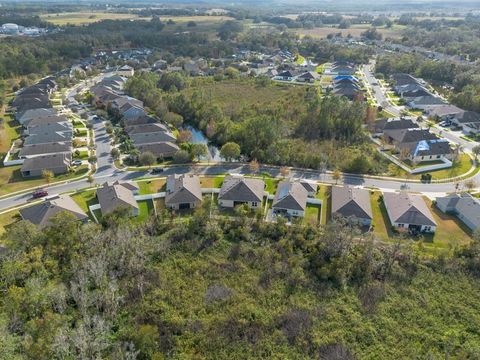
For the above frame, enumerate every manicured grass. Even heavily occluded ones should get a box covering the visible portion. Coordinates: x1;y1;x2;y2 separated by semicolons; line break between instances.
0;165;89;196
264;178;280;194
420;198;472;253
137;179;166;195
73;120;86;129
392;154;473;180
200;175;224;188
136;199;155;221
317;185;331;225
75;129;88;137
0;113;21;153
304;204;321;225
71;189;97;213
370;191;395;242
73;150;89;160
0;210;20;237
295;54;306;65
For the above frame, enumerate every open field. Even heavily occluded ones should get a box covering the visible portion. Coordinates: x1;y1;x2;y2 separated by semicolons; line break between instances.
40;12;144;25
294;25;404;39
183;79;307;119
41;12;232;26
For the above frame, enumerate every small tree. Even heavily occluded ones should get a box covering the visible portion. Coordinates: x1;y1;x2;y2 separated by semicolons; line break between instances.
332;169;342;184
173;149;192;164
465;180;476;192
177;130;192;144
220;142;241;161
472;145;480;161
191;143;208;161
163;112;183;128
139;151;156;168
249;159;260;174
42;169;54;185
279;166;290;178
88;155;97;164
87;175;95;185
110;148;120;160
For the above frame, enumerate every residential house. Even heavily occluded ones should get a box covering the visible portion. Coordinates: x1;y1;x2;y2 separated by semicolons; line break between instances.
296;71;320;83
26;121;72;136
96;181;139;216
125;123;168;135
131;132;176;146
275;70;294;81
272;181;308;218
331;186;373;226
19;195;88;229
426;105;464;121
119;103;146;121
165;174;202;210
409;139;452;163
374;117;419;137
123;114;158;126
136;142;180;158
450;111;480;130
17;108;56;126
436;193;480;231
117;65;134;77
20;153;71;178
300;180;318;197
23;131;72;146
27;115;70;127
383;192;437;233
218;175;265;209
407;95;446;110
19;142;72;159
385;128;438;151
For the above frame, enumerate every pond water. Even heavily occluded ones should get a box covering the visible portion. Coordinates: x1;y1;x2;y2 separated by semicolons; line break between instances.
186;126;223;162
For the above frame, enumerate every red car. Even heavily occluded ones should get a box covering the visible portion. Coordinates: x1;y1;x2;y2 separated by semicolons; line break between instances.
32;189;48;199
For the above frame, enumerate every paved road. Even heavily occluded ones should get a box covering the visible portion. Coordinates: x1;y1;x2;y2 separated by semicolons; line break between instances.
362;63;402;117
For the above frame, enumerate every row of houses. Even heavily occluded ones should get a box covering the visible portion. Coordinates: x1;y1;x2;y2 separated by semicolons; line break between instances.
391;73;447;110
9;77;77;178
390;73;480;135
90;74;180;159
330;75;362;100
374;118;452;163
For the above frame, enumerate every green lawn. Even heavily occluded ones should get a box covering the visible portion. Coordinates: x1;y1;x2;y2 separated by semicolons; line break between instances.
392;154;473;180
304;204;321;225
264;178;280;194
317;185;331;225
136;200;155;221
71;189;97;213
137;179;166;195
0;165;89;197
200;176;224;188
295;54;306;65
0;210;20;237
370;191;395;242
0;113;21;153
75;129;88;137
73;150;89;160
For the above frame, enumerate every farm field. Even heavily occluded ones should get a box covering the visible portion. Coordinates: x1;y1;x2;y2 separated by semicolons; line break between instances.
40;12;233;26
40;11;145;25
294;25;404;39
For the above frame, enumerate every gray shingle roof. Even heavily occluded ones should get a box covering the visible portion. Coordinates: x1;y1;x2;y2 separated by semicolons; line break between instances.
436;193;480;229
273;181;308;211
332;186;372;220
300;180;318;193
383;192;436;227
131;131;176;145
97;182;139;215
19;142;71;157
19;195;88;229
165;174;202;205
136;142;180;157
21;153;70;172
126;123;168;135
219;175;265;202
